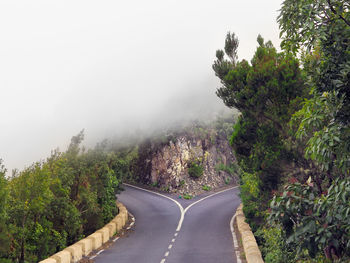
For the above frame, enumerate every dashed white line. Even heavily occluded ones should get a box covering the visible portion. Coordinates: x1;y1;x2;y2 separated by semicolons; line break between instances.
171;238;175;242
96;249;104;255
90;255;97;260
125;184;239;263
160;259;166;263
164;251;169;257
130;222;135;226
168;244;173;249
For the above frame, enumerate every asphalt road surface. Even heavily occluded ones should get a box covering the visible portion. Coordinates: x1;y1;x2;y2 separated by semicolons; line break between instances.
95;184;241;263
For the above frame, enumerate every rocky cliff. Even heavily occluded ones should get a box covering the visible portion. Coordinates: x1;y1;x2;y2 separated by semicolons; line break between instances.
133;117;239;196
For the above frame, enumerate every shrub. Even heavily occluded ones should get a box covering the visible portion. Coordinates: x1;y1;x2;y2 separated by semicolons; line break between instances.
269;177;350;260
183;194;193;200
202;185;211;191
188;161;203;178
255;225;293;263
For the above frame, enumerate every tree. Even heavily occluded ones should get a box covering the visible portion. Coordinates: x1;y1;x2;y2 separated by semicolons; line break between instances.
271;0;350;260
280;0;350;181
213;33;305;227
0;160;10;260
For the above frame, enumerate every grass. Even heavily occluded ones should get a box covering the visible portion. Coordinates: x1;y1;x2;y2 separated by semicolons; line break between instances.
202;185;211;191
183;194;193;200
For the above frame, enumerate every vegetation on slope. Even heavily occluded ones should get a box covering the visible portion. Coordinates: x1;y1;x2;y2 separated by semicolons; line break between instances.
213;0;350;262
0;131;135;262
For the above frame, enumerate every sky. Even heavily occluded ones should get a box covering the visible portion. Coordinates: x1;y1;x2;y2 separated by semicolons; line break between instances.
0;0;283;173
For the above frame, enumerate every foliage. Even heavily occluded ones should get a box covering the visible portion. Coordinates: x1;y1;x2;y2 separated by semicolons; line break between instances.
293;90;350;173
183;194;193;200
269;177;350;260
0;161;10;259
214;1;350;262
255;225;293;263
215;162;239;175
239;171;262;231
213;32;304;228
202;185;211;191
187;161;203;178
0;131;126;262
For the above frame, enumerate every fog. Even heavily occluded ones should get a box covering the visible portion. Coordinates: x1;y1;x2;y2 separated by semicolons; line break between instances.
0;0;282;173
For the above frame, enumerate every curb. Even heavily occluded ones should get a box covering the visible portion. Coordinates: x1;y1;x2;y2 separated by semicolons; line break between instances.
39;201;128;263
235;204;264;263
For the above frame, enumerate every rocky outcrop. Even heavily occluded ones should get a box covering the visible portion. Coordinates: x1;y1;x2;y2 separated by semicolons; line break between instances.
134;119;238;195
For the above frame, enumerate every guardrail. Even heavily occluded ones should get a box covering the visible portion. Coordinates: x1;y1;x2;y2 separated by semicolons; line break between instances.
39;202;128;263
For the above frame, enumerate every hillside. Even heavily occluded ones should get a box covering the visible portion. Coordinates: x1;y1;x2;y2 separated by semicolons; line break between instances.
129;116;239;196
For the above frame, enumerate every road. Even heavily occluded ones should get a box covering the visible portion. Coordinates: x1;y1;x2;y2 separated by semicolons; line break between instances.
94;184;241;263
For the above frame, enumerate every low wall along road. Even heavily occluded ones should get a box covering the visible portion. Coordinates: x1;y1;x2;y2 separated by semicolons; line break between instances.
235;204;264;263
39;202;129;263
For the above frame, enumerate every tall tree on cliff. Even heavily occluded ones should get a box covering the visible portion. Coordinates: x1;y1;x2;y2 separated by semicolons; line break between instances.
213;32;305;226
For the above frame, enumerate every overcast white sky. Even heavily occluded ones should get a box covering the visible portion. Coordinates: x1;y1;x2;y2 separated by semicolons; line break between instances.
0;0;283;173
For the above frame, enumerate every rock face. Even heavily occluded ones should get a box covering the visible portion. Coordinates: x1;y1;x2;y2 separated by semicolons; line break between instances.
134;120;238;196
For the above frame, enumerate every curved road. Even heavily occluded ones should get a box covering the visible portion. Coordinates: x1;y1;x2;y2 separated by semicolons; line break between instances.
95;184;241;263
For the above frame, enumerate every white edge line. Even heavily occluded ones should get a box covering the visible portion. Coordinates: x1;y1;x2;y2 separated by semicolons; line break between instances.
230;211;242;263
124;183;239;232
184;186;239;214
124;183;185;231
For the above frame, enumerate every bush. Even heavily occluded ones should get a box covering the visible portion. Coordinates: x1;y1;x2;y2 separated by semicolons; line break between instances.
188;162;203;178
202;185;211;191
215;162;238;175
269;177;350;260
183;194;193;200
255;225;293;263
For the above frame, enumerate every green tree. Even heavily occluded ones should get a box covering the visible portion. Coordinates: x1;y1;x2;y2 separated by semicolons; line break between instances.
213;33;305;226
266;0;350;260
7;164;55;262
0;160;10;260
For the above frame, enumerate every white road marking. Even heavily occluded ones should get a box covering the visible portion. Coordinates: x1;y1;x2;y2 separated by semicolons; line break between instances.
90;255;97;260
171;238;175;242
124;183;240;261
113;237;119;242
130;222;135;226
230;212;242;263
125;183;238;232
96;249;104;255
124;183;185;231
168;244;172;249
127;226;131;230
128;212;135;219
183;186;239;215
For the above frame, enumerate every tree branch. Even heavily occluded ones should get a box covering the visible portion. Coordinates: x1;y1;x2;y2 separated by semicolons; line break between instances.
327;0;350;27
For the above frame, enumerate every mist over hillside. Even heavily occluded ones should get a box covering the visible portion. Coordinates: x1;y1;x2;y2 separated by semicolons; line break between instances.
0;0;281;174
